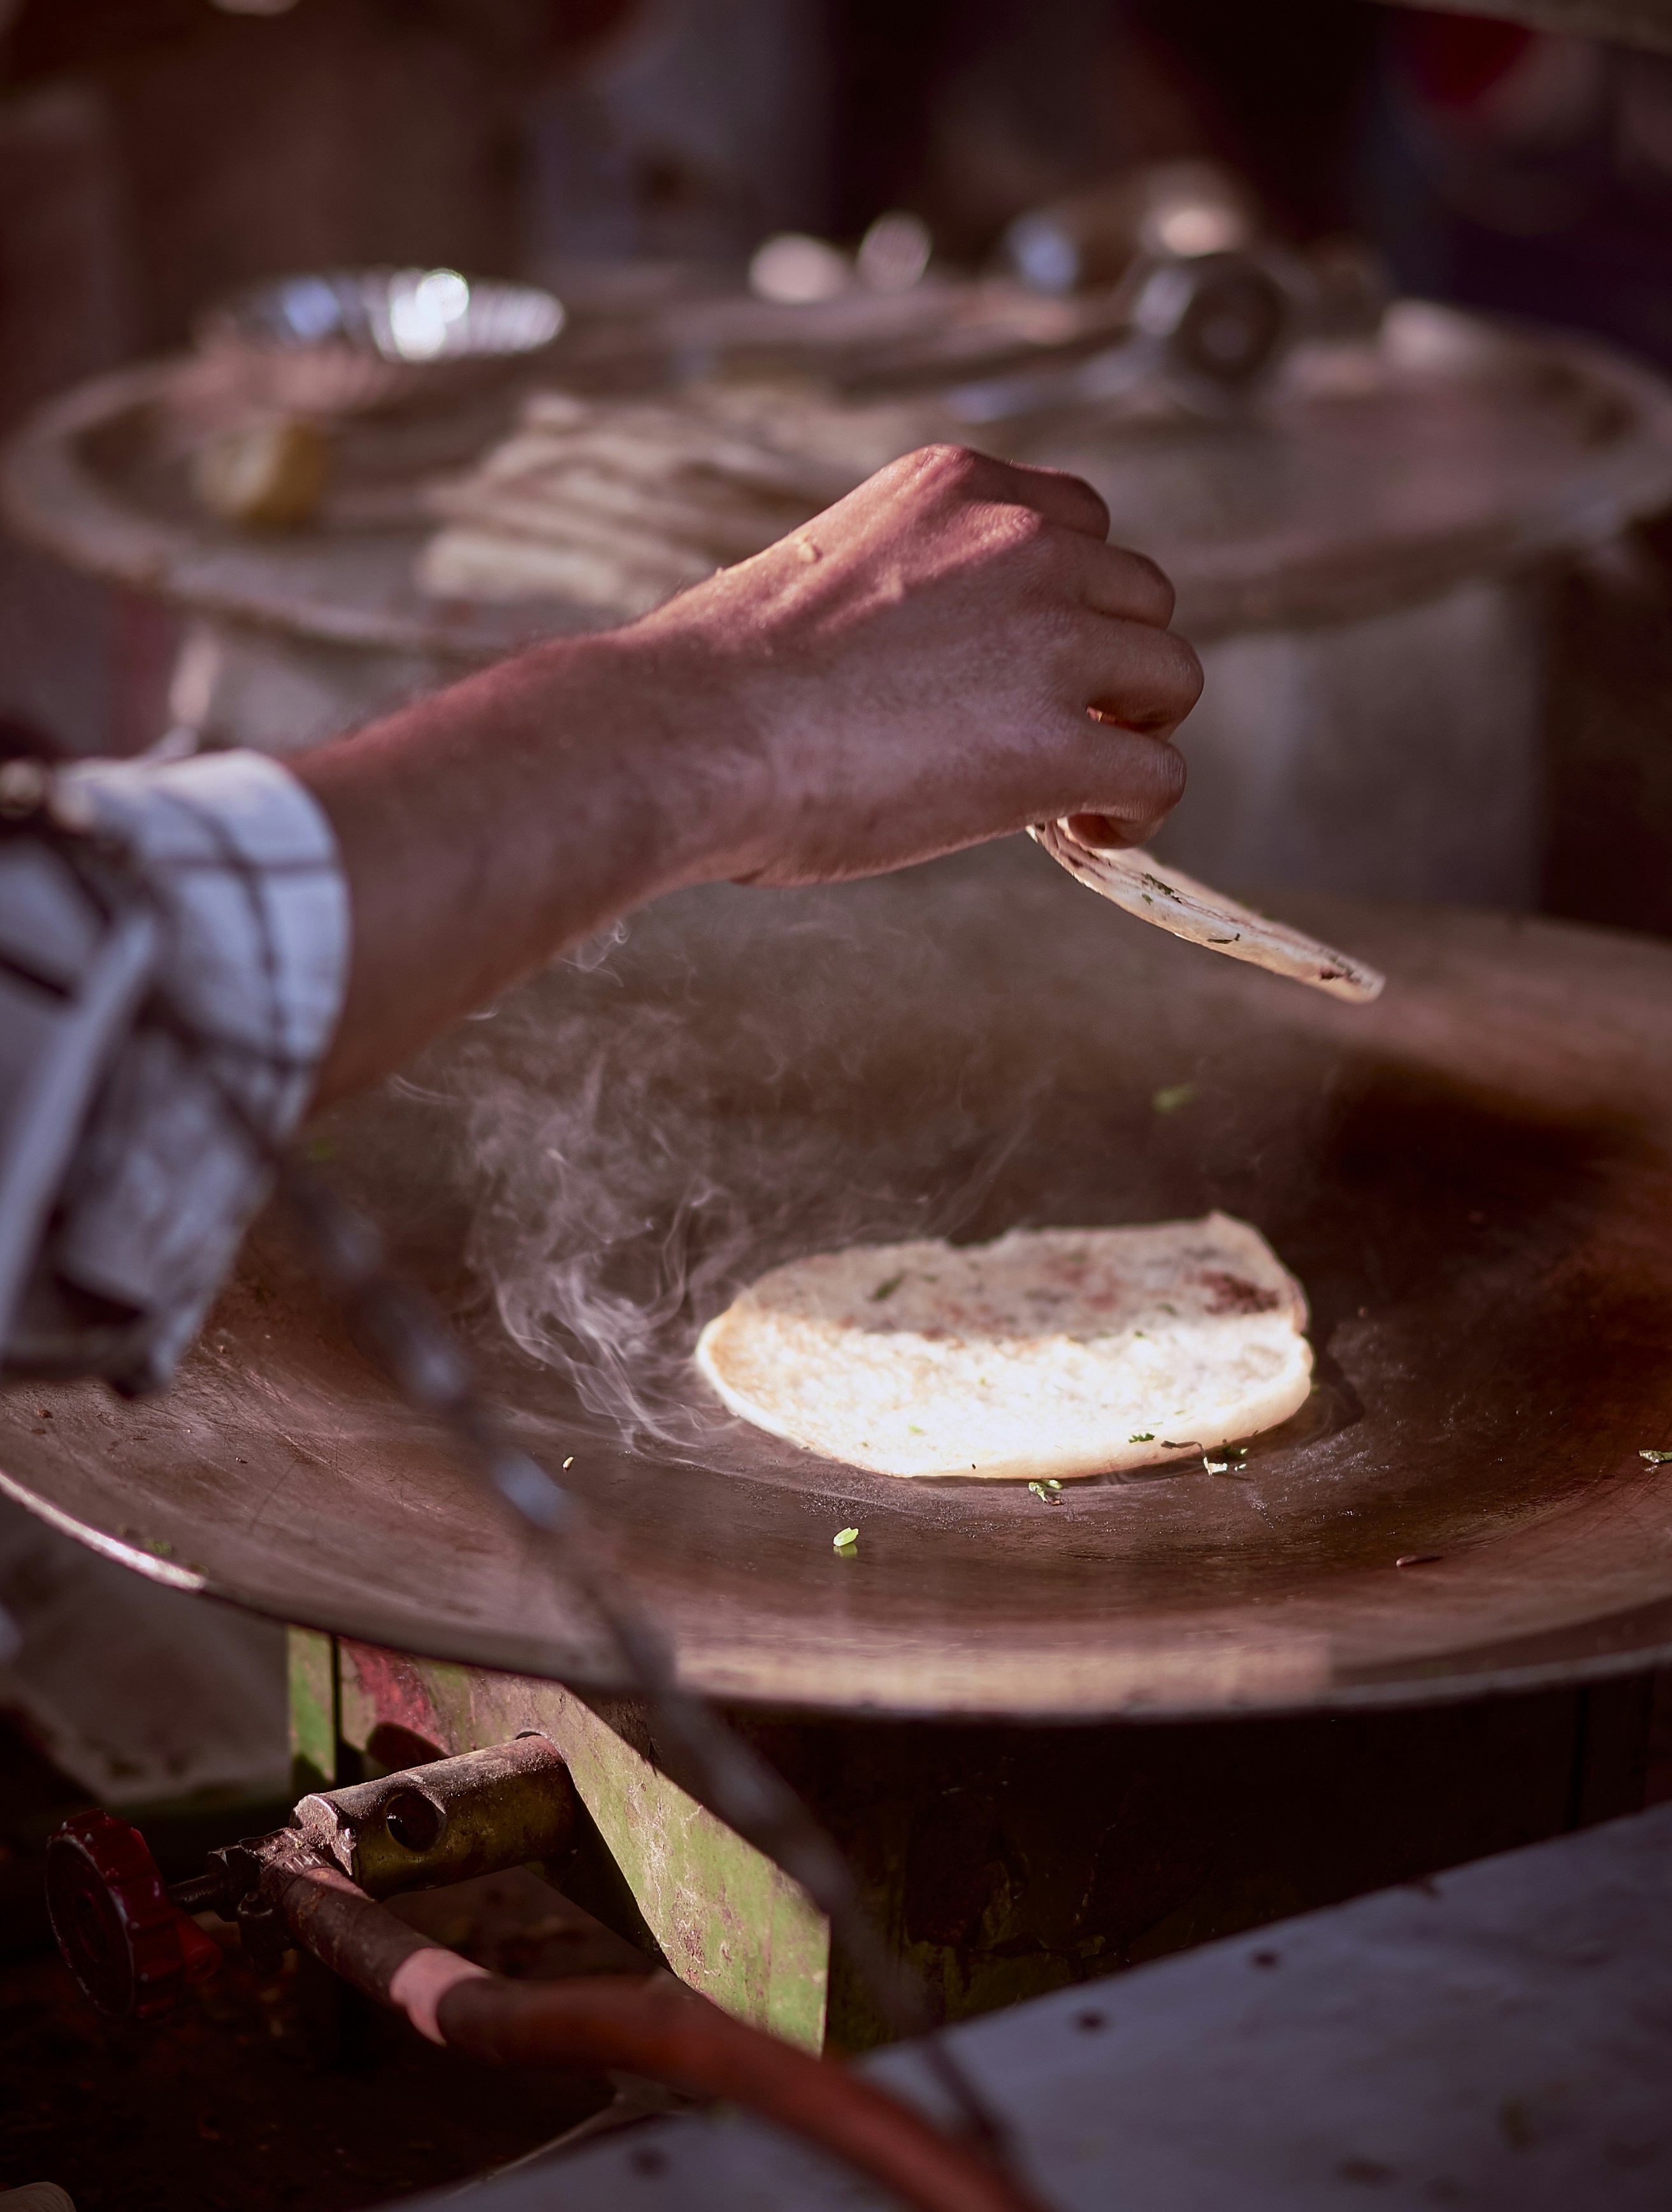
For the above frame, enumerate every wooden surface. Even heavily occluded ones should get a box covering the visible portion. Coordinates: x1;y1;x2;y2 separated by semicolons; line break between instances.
8;840;1672;1716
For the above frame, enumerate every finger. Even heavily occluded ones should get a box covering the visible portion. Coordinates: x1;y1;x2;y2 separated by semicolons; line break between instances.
1054;717;1188;847
1066;805;1171;851
1085;723;1188;819
1067;535;1178;628
1081;616;1204;737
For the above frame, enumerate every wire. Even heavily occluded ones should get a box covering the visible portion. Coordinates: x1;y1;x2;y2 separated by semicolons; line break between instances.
273;1153;1013;2162
6;762;1020;2171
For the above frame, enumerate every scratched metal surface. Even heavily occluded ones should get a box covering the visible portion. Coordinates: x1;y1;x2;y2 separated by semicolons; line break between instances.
6;837;1672;1717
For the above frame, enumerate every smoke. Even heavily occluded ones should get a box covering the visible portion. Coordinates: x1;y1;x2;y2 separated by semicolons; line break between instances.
357;839;1369;1518
396;868;1048;1466
456;992;768;1452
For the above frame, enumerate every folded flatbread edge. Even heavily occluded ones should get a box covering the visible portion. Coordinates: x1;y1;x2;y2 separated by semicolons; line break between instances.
1029;820;1385;1004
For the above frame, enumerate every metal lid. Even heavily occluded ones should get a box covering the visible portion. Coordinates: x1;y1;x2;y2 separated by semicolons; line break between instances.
1013;302;1672;635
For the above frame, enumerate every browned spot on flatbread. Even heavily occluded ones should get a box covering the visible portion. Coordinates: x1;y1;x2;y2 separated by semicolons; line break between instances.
1199;1271;1282;1316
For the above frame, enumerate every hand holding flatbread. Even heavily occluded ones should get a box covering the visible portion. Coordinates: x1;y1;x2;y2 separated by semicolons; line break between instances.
1030;818;1385;1003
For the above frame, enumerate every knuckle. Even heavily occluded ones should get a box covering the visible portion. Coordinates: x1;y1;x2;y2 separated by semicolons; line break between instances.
993;502;1053;557
1062;468;1111;533
913;441;991;493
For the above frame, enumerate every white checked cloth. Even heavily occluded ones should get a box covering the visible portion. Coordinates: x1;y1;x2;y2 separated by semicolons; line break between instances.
3;751;347;1391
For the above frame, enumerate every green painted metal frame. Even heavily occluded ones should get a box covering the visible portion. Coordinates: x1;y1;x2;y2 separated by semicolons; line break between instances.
288;1628;828;2053
287;1625;338;1798
289;1631;1662;2063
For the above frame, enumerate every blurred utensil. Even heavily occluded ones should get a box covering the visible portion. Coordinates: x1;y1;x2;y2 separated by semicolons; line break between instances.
939;160;1388;424
944;249;1302;423
1000;160;1260;295
196;268;566;417
943;242;1387;426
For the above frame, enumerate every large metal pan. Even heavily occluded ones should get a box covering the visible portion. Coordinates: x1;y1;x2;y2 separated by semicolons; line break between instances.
6;838;1672;1718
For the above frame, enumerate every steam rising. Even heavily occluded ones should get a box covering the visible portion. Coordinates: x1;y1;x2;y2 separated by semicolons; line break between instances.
459;991;780;1453
400;873;1046;1467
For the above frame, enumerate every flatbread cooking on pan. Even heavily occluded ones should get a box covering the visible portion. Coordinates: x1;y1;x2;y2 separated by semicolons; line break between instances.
696;1213;1313;1482
1030;819;1385;1004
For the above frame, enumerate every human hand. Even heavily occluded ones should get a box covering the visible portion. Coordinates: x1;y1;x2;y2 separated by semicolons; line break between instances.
636;443;1201;887
297;444;1200;1102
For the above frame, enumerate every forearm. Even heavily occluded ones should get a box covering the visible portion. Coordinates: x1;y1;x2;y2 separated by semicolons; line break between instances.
294;444;1200;1110
294;627;756;1106
0;450;1198;1394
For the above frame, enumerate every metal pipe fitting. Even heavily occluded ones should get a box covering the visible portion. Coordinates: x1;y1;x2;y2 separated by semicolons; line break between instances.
292;1731;575;1898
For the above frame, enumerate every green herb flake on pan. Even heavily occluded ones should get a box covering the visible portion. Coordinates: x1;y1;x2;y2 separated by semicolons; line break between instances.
1151;1083;1195;1115
1027;1482;1061;1505
833;1526;860;1551
1641;1450;1672;1465
870;1273;905;1302
1129;1432;1155;1442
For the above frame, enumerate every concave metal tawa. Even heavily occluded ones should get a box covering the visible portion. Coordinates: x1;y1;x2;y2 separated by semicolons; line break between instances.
6;838;1672;1719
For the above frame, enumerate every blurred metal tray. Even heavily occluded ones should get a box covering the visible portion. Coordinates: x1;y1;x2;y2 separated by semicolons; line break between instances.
7;305;1672;659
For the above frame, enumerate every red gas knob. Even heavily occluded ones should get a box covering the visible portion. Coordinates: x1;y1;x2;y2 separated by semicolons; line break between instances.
45;1810;222;2021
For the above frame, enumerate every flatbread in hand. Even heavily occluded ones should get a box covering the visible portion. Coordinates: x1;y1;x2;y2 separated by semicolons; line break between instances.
696;1213;1313;1482
1030;820;1385;1004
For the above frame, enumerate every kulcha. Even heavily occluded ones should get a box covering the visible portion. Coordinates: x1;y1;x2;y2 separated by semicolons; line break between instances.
696;1213;1312;1482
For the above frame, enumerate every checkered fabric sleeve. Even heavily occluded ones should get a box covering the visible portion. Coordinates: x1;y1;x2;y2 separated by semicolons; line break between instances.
0;751;348;1394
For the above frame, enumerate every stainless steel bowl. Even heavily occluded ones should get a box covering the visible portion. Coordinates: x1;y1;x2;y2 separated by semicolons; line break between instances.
196;267;566;416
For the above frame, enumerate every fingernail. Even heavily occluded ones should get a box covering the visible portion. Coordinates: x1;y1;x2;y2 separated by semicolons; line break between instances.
1066;811;1137;850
